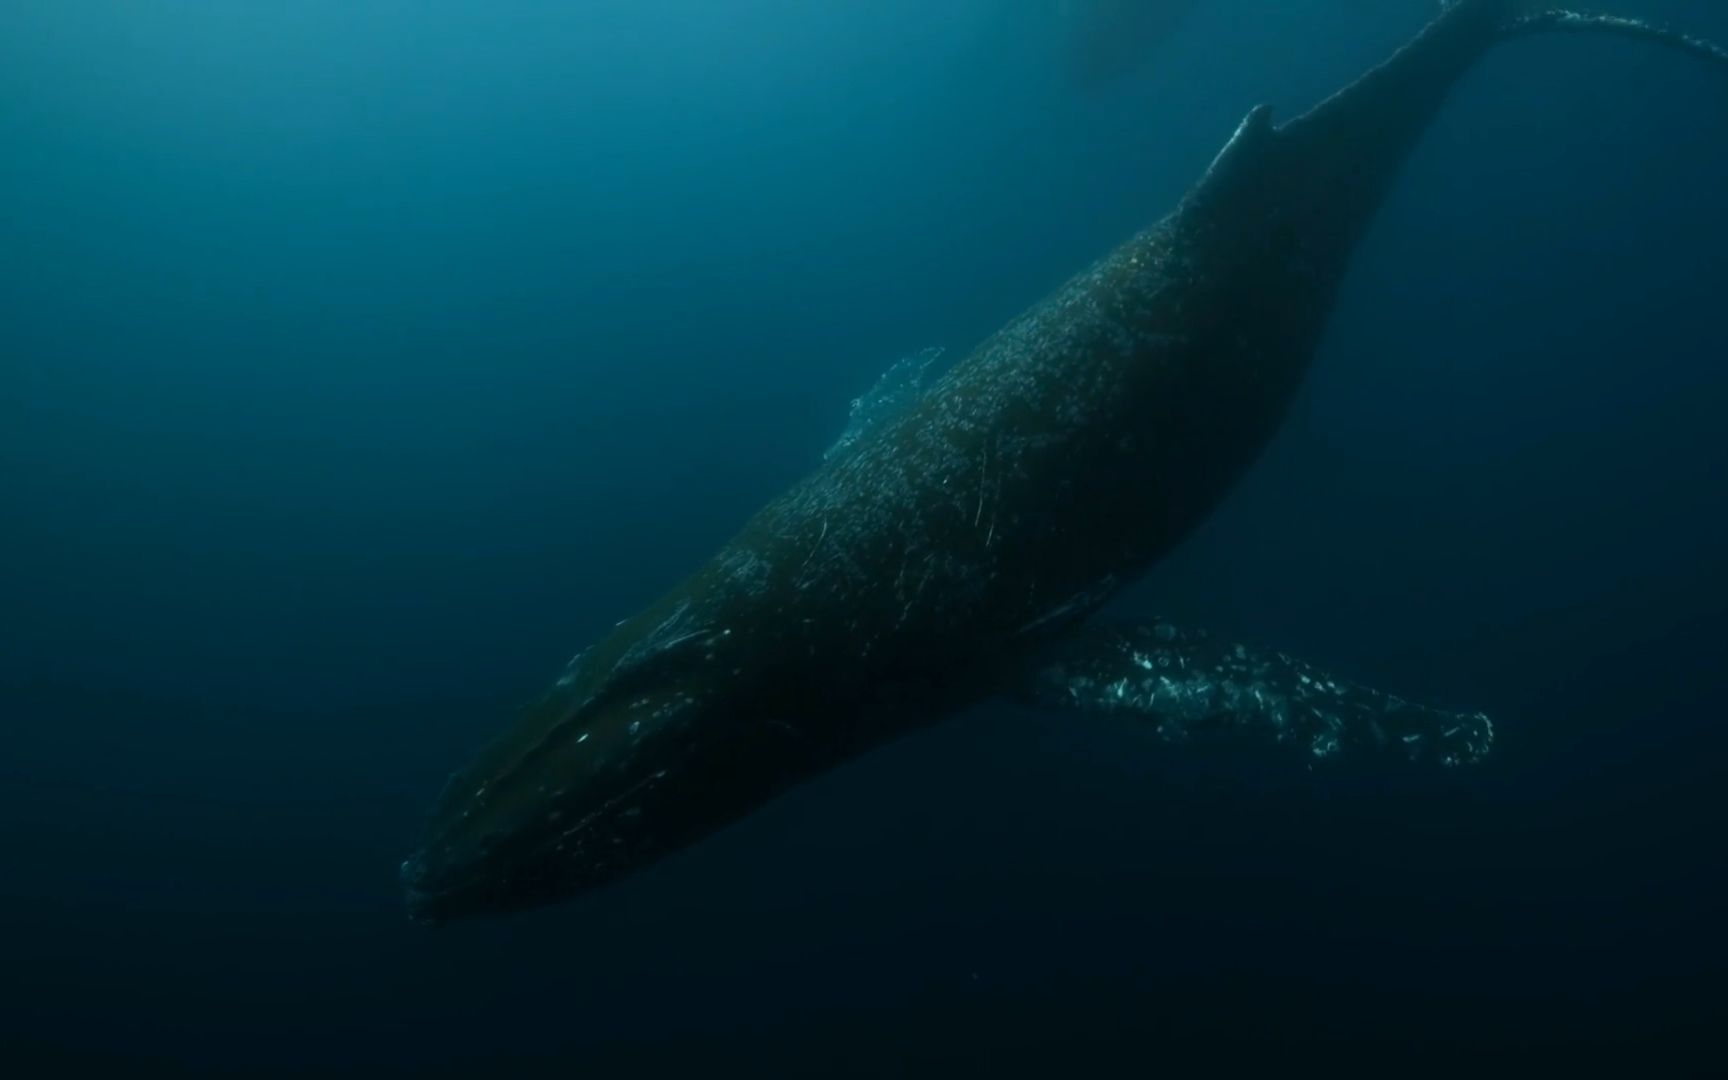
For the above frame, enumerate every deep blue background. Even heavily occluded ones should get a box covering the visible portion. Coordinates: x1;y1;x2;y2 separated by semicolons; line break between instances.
4;1;1725;1072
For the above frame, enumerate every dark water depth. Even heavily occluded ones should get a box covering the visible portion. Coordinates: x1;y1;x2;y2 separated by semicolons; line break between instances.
3;1;1726;1073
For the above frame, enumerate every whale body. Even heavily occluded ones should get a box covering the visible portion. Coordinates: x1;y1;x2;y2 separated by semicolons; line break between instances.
402;0;1728;925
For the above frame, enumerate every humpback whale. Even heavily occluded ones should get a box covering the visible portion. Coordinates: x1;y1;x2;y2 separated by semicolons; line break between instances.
402;0;1728;925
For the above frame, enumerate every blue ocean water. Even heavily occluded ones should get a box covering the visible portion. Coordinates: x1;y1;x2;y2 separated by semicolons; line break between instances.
3;0;1725;1072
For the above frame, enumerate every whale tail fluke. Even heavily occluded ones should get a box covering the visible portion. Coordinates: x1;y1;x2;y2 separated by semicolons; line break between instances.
1440;1;1728;72
1210;0;1728;279
1501;8;1728;73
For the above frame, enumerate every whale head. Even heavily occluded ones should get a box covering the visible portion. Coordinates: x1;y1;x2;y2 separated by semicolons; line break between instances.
399;594;799;925
399;685;687;926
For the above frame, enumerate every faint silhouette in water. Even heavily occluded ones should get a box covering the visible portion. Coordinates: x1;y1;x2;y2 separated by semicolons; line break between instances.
1057;0;1201;87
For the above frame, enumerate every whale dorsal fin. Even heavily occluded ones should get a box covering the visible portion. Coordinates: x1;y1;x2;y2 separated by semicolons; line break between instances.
1013;619;1494;769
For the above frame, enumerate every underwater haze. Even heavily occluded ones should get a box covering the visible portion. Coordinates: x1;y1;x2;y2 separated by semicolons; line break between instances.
4;0;1727;1072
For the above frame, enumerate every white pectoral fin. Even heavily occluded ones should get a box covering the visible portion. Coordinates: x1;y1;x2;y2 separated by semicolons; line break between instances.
1013;619;1494;768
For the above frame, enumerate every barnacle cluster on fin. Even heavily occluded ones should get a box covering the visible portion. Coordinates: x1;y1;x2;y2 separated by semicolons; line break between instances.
1016;619;1494;768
